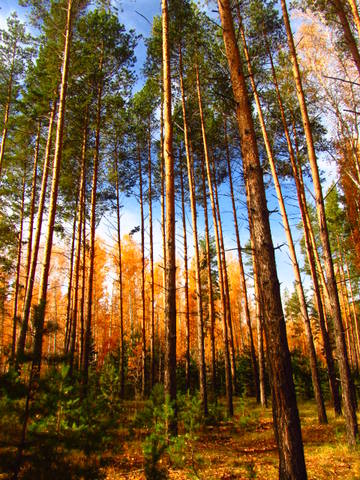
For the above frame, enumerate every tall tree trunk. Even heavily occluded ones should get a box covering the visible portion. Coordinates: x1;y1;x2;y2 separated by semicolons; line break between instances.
211;154;237;396
224;117;260;402
16;99;57;366
179;45;207;412
148;119;155;390
281;0;358;444
218;1;307;477
200;157;216;397
64;201;78;353
240;16;327;424
83;50;103;385
32;0;74;375
196;66;233;415
69;115;87;376
0;39;17;178
79;201;86;371
138;142;146;398
162;0;177;432
196;66;234;416
11;170;26;360
267;40;342;417
180;160;191;392
24;122;41;293
115;143;125;398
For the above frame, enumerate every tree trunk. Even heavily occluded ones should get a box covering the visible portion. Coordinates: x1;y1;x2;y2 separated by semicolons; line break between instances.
162;0;177;432
240;16;327;424
69;115;87;376
64;200;78;354
11;169;26;360
32;0;74;375
0;40;17;178
148;119;155;390
138;142;146;398
281;0;358;444
16;99;57;366
24;122;41;293
180;160;191;392
218;1;307;477
200;156;217;397
83;49;103;385
115;142;125;398
196;66;233;416
179;45;207;412
267;40;342;417
211;154;237;396
224;116;260;402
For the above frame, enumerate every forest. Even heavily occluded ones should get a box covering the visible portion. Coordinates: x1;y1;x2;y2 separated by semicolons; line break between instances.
0;0;360;478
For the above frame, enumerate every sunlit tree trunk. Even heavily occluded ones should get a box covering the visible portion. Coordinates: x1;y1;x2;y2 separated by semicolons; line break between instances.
0;39;17;178
268;41;342;417
16;99;57;366
114;142;125;397
33;0;74;375
211;154;237;396
24;122;41;293
69;116;87;375
224;117;259;402
138;142;146;398
83;48;103;385
148;119;155;390
196;66;233;415
64;201;78;353
200;158;216;396
240;16;327;424
180;161;191;391
218;1;307;476
11;169;26;360
162;0;177;432
179;45;207;413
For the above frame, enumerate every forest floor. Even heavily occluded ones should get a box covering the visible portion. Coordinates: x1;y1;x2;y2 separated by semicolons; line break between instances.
1;397;359;479
102;399;360;480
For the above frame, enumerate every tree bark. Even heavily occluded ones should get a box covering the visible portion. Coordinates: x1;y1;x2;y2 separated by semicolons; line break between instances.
32;0;74;375
138;142;146;398
11;169;26;360
218;1;307;476
16;99;57;366
224;116;260;402
162;0;177;432
24;122;41;294
196;66;233;416
69;115;87;376
179;45;207;412
83;48;103;385
115;142;125;397
148;119;155;390
240;16;327;424
0;39;17;178
180;160;191;392
200;156;217;397
281;0;358;444
268;40;342;417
